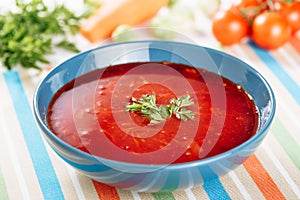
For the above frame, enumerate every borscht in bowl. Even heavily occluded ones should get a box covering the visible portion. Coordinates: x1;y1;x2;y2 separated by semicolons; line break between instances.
33;41;276;192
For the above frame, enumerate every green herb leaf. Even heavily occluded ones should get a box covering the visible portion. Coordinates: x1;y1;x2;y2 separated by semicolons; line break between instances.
0;0;98;70
56;41;80;53
126;93;195;124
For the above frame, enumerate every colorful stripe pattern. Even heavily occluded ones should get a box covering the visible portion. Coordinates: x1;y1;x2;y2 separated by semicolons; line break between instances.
3;71;64;200
0;38;299;199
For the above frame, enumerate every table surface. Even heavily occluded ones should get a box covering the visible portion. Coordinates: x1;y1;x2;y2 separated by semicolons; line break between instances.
1;1;300;200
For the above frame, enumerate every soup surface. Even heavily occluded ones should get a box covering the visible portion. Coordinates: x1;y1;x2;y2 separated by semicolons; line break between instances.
47;62;259;164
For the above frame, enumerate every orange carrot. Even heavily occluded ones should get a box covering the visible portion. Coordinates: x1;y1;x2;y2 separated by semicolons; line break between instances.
80;0;168;42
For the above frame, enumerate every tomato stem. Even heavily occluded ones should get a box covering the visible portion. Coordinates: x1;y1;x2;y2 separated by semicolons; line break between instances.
266;0;275;11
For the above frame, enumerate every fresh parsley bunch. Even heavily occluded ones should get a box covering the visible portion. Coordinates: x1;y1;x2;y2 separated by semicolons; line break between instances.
0;0;98;70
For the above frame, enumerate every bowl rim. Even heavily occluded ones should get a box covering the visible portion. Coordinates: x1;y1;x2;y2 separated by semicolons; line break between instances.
33;40;276;170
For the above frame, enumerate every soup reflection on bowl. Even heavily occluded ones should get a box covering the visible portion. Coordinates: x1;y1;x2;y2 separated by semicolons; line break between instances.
33;41;275;192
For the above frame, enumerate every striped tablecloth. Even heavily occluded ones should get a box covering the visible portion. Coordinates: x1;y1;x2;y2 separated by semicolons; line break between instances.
1;28;300;199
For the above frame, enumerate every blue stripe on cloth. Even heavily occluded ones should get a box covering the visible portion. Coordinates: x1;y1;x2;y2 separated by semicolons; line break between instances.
201;166;231;200
3;71;64;200
203;178;231;200
248;41;300;105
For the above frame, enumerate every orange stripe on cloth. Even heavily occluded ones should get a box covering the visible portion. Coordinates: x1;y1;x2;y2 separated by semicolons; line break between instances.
243;155;286;200
289;36;300;54
92;180;120;200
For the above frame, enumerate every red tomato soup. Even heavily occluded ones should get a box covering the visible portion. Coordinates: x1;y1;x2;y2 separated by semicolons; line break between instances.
47;62;259;164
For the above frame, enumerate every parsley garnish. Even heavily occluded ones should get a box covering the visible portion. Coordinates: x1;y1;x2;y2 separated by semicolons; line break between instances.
126;93;195;124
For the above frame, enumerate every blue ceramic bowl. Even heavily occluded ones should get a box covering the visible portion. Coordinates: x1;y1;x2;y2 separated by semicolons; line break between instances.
33;41;276;192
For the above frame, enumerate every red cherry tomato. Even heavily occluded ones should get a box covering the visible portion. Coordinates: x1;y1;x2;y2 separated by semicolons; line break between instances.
212;9;249;45
273;1;289;12
280;2;300;34
252;12;292;49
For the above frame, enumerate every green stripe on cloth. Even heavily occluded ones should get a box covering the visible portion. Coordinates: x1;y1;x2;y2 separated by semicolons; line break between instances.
152;192;176;200
0;168;9;200
272;118;300;170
